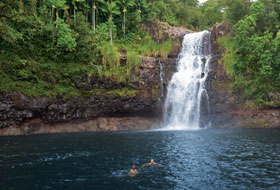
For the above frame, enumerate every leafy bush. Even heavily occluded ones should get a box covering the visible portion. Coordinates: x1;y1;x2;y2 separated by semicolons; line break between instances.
56;19;77;51
219;1;280;105
126;51;141;82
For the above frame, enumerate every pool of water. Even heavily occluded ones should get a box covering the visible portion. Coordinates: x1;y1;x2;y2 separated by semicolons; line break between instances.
1;129;280;190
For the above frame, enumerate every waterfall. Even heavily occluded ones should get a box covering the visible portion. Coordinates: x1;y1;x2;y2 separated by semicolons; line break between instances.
163;31;211;130
158;60;164;101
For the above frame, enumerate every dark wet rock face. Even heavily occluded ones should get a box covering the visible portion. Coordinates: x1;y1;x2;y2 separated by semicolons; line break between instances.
0;57;165;131
0;86;159;130
207;21;233;127
0;60;165;133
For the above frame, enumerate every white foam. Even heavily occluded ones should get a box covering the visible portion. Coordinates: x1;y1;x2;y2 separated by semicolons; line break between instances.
163;31;211;130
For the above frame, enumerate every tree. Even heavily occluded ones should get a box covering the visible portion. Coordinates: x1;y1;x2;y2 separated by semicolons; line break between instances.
100;0;120;45
91;0;104;32
117;0;135;38
220;1;280;103
200;0;223;29
72;0;85;26
135;0;148;14
48;0;66;27
133;0;148;27
92;0;97;32
0;0;23;45
147;1;177;25
219;0;250;26
56;19;77;51
177;0;199;6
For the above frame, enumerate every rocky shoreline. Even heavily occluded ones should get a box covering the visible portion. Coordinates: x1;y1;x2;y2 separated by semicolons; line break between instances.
0;117;159;136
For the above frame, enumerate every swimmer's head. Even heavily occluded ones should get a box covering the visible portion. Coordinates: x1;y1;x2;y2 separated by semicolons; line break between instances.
132;165;136;169
150;159;155;164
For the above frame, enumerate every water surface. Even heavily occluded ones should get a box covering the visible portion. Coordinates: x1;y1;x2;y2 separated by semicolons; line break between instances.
1;129;280;190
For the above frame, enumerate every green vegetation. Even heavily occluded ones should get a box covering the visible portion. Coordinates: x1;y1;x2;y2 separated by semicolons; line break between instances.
1;0;219;97
219;0;280;107
1;0;279;108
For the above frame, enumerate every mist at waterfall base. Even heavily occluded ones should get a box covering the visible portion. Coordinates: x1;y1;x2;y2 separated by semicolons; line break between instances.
163;31;211;130
1;130;280;189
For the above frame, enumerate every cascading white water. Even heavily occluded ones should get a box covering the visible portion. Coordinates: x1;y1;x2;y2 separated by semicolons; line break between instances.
158;60;164;101
163;31;211;130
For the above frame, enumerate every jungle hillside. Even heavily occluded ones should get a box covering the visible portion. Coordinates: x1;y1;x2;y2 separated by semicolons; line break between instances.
0;0;280;108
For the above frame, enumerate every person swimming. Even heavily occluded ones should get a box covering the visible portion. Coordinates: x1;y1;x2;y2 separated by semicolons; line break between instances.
141;159;163;168
128;165;138;176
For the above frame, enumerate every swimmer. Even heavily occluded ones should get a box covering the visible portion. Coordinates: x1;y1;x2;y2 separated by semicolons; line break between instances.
128;165;138;176
141;159;163;168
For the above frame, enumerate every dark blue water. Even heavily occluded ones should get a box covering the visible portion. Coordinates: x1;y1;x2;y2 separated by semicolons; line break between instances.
1;129;280;190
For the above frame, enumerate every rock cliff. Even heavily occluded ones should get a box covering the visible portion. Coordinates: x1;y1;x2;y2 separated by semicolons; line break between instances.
0;56;162;134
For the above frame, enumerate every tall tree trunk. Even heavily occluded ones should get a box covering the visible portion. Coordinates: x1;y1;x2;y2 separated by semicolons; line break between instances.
74;5;76;26
92;6;96;32
110;0;113;45
110;16;113;45
51;7;54;21
64;8;71;24
96;2;99;25
56;9;59;28
123;11;126;38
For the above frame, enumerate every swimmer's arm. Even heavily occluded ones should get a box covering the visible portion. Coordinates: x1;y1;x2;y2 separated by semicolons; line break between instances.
156;163;163;167
141;163;149;168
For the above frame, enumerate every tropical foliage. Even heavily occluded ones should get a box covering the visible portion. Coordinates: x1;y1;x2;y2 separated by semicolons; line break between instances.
219;0;280;107
1;0;214;97
1;0;279;107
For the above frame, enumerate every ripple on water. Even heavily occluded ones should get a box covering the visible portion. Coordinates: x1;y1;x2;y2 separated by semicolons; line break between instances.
0;129;280;190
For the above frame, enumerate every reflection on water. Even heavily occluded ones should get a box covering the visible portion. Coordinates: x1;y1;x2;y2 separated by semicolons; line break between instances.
0;129;280;190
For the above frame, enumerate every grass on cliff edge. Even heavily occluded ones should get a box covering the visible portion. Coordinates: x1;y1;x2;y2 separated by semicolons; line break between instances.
0;59;138;98
0;34;173;98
